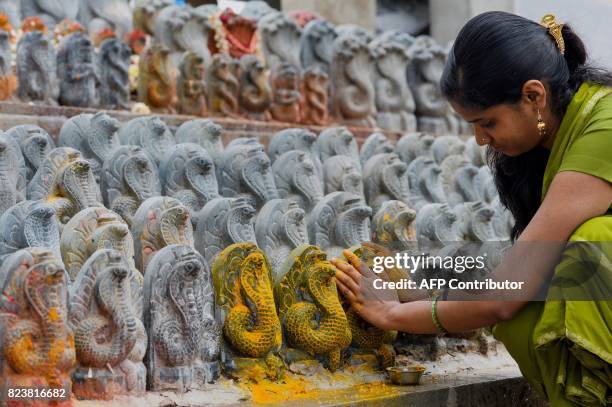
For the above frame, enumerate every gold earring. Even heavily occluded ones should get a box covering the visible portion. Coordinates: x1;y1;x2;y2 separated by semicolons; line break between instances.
537;108;546;137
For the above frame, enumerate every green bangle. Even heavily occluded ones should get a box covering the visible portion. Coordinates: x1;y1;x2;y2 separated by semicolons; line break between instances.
431;297;448;334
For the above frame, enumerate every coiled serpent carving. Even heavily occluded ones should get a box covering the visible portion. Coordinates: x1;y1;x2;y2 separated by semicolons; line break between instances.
280;245;351;371
73;262;146;369
223;250;282;358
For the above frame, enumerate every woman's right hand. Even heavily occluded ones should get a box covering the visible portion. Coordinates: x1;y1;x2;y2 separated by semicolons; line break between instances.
331;250;399;329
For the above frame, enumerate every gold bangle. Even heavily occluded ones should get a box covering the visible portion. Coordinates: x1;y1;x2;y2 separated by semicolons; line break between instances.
431;297;448;334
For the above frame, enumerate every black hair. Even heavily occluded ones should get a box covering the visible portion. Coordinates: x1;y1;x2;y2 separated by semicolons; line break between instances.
441;11;612;241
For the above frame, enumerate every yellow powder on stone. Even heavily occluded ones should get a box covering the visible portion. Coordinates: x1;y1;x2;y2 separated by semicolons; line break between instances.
237;364;402;405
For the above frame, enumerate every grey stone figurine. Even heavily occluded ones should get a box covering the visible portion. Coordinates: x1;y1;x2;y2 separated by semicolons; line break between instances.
98;38;132;110
16;31;59;104
56;31;98;108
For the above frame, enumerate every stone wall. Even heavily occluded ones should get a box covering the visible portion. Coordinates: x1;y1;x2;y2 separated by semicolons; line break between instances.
282;0;377;30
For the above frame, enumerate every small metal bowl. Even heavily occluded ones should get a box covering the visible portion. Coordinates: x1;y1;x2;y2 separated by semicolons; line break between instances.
386;365;426;385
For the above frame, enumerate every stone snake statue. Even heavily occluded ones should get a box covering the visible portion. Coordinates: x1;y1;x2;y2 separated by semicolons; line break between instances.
27;147;103;227
372;200;417;252
272;150;324;212
276;245;351;371
101;145;162;227
0;200;61;266
363;153;410;213
131;196;194;274
175;120;225;169
359;132;394;167
60;206;140;282
118;116;175;166
195;197;257;266
70;250;145;370
138;43;175;110
58;112;121;180
159;143;219;218
206;53;239;116
255;199;308;278
307;191;372;258
0;248;75;389
177;51;208;116
16;30;59;104
314;126;361;170
238;54;272;121
217;143;279;209
212;243;282;379
144;244;220;389
300;65;329;126
342;245;397;368
56;31;98;108
98;38;132;110
6;124;55;182
148;247;205;365
330;35;375;126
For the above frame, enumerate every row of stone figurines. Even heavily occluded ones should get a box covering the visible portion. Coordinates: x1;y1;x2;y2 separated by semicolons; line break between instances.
143;3;472;133
1;23;469;134
0;223;397;400
0;114;511;244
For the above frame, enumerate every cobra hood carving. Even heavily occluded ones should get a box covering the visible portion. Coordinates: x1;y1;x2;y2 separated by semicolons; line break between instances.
272;150;324;212
175;120;225;169
6;124;55;182
255;199;308;278
131;196;194;274
0;248;75;390
58;112;120;179
144;244;220;390
0;200;61;267
194;197;257;266
360;132;394;167
69;249;146;398
60;206;139;282
27;147;103;227
307;191;372;258
372;200;417;252
314;127;360;170
323;155;364;197
159;143;219;219
407;157;446;211
363;153;410;213
118;116;175;166
218;143;278;209
101;145;162;227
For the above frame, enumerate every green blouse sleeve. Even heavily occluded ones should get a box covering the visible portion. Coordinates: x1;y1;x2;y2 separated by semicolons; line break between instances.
557;94;612;184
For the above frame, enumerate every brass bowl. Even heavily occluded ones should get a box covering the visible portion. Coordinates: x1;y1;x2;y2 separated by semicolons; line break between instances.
386;365;426;385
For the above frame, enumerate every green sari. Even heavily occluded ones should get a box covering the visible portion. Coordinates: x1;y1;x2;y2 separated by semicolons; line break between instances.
493;82;612;406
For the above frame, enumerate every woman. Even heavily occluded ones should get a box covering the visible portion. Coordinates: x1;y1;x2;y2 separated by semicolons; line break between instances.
332;11;611;407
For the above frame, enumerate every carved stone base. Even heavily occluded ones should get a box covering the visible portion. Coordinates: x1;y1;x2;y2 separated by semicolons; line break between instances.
147;365;195;392
194;361;221;385
72;363;146;400
222;356;284;382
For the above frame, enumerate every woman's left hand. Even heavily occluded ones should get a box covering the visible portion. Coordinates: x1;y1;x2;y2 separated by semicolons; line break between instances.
331;250;399;330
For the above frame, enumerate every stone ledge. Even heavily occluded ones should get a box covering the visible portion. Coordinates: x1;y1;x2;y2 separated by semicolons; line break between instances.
0;101;404;147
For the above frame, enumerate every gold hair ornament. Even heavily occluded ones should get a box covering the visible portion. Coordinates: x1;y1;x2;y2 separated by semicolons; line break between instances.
540;14;565;55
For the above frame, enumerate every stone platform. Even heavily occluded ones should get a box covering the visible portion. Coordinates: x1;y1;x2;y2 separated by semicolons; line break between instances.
71;350;545;407
0;101;404;147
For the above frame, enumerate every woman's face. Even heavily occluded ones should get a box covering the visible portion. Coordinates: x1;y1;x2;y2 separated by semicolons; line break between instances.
450;99;542;157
